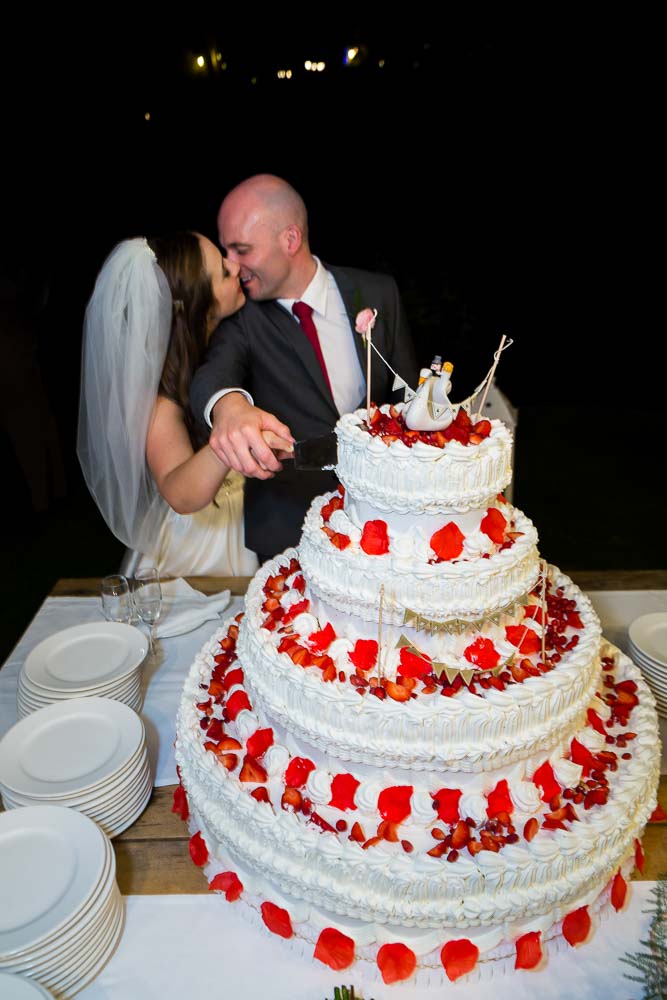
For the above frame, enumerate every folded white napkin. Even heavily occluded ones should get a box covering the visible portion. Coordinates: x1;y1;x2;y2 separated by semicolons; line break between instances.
155;579;231;638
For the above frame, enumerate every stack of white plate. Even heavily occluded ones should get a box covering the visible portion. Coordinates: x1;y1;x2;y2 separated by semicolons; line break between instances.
629;611;667;718
0;697;152;839
17;622;147;719
0;806;124;998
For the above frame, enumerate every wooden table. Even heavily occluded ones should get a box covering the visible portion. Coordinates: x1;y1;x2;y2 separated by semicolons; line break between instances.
50;572;667;891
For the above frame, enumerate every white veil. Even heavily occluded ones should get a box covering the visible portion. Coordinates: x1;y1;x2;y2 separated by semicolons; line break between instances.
77;238;173;557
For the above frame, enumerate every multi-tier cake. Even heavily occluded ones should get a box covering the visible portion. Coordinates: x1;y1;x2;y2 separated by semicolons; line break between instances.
175;401;660;985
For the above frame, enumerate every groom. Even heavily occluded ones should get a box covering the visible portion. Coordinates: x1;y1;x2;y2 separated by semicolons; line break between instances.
191;174;417;561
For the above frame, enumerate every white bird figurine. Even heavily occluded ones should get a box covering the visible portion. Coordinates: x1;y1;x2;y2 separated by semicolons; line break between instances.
404;361;456;431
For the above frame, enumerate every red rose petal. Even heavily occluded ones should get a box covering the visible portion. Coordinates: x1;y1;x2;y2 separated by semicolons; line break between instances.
246;727;274;759
441;938;479;981
377;942;417;984
329;773;360;811
261;901;293;938
587;709;607;735
398;646;432;678
464;636;500;670
348;639;378;672
189;831;208;867
562;905;591;946
209;871;243;902
570;738;597;775
635;838;645;874
611;871;627;911
225;690;252;721
313;927;355;970
308;622;337;653
172;783;189;821
432;788;462;825
360;520;390;555
486;778;514;818
430;522;465;561
378;785;413;823
505;625;542;654
515;930;542;970
649;804;666;822
480;507;507;544
284;756;316;789
532;761;561;802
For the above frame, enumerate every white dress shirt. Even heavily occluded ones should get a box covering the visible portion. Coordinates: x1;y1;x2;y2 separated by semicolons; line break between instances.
204;258;365;425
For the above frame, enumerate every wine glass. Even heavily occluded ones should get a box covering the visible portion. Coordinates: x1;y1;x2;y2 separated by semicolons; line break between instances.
101;575;133;623
132;567;162;654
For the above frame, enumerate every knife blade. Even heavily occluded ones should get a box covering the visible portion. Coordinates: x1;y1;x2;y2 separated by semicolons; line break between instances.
292;431;338;471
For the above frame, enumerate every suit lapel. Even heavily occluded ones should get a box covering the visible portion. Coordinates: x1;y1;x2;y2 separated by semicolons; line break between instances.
261;300;338;418
328;265;387;404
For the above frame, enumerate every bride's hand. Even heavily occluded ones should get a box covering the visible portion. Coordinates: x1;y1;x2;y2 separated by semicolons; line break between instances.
261;430;295;463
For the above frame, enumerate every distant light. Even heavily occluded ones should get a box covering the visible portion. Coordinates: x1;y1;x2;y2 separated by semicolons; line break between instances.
144;112;151;121
277;70;285;79
346;47;358;63
317;61;325;72
221;62;227;70
216;52;222;61
286;69;292;79
304;60;312;70
251;76;257;85
196;55;205;68
378;59;385;68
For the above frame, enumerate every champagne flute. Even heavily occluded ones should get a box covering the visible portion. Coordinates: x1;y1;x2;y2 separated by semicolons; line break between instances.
132;567;162;654
101;575;133;623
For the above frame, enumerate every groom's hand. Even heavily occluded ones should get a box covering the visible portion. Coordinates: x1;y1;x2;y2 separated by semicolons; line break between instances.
209;393;294;479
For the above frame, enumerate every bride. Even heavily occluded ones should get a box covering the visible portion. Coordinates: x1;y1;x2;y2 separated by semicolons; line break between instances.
77;233;288;576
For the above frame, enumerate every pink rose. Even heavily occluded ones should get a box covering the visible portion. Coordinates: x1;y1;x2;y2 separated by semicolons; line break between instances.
355;307;376;335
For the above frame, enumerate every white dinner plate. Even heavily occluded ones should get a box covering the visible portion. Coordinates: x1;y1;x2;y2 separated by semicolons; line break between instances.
0;972;54;998
19;665;142;699
41;893;124;993
628;612;667;667
0;698;143;798
0;808;108;957
24;623;147;693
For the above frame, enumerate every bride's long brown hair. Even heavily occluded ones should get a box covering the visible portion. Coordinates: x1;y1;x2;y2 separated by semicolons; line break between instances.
148;232;212;447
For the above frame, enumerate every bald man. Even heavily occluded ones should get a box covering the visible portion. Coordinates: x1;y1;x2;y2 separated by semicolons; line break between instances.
190;174;417;561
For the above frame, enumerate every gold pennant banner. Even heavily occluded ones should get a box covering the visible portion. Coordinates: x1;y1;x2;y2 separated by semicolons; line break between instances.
401;590;531;635
398;635;516;686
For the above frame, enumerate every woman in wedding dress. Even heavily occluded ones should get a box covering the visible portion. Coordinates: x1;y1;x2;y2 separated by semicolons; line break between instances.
77;233;287;576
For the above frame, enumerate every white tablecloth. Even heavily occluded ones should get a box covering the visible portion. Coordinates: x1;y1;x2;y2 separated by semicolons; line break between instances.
1;590;666;786
78;882;660;999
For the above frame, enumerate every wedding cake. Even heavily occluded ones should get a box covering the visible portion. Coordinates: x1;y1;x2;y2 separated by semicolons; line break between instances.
175;401;660;985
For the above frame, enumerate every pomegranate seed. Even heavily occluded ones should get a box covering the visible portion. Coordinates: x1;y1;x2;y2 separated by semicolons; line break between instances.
336;819;348;832
622;752;632;760
401;840;414;853
447;849;459;862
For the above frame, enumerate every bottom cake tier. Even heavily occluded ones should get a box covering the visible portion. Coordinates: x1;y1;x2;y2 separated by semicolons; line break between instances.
174;615;660;984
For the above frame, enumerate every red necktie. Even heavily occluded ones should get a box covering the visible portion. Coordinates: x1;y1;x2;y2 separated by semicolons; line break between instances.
292;301;333;397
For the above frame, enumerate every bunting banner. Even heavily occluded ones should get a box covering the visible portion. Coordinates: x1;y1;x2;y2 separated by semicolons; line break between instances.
402;590;532;635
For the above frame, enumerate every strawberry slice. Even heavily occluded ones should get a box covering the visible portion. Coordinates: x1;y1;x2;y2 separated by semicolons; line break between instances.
282;598;310;625
291;574;306;593
360;519;390;555
329;773;360;811
523;817;538;841
432;787;462;825
172;784;189;821
251;787;271;804
472;419;491;437
451;820;471;849
314;927;355;971
265;573;287;593
246;727;274;759
222;667;244;692
348;639;378;672
562;906;591;947
377;942;417;984
480;507;507;544
349;821;366;843
188;831;208;867
441;939;479;981
611;871;627;911
464;637;500;670
281;787;302;812
205;718;224;742
486;778;513;818
320;495;344;523
649;804;667;822
284;756;316;789
386;681;411;702
430;522;465;561
570;738;597;775
261;901;293;938
515;931;542;970
378;785;413;823
208;871;243;901
239;755;267;783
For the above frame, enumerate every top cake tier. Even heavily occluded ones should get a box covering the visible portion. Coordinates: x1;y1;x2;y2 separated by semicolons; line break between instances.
335;405;513;515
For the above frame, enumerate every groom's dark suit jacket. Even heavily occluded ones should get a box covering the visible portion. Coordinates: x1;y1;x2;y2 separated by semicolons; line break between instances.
191;264;417;557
